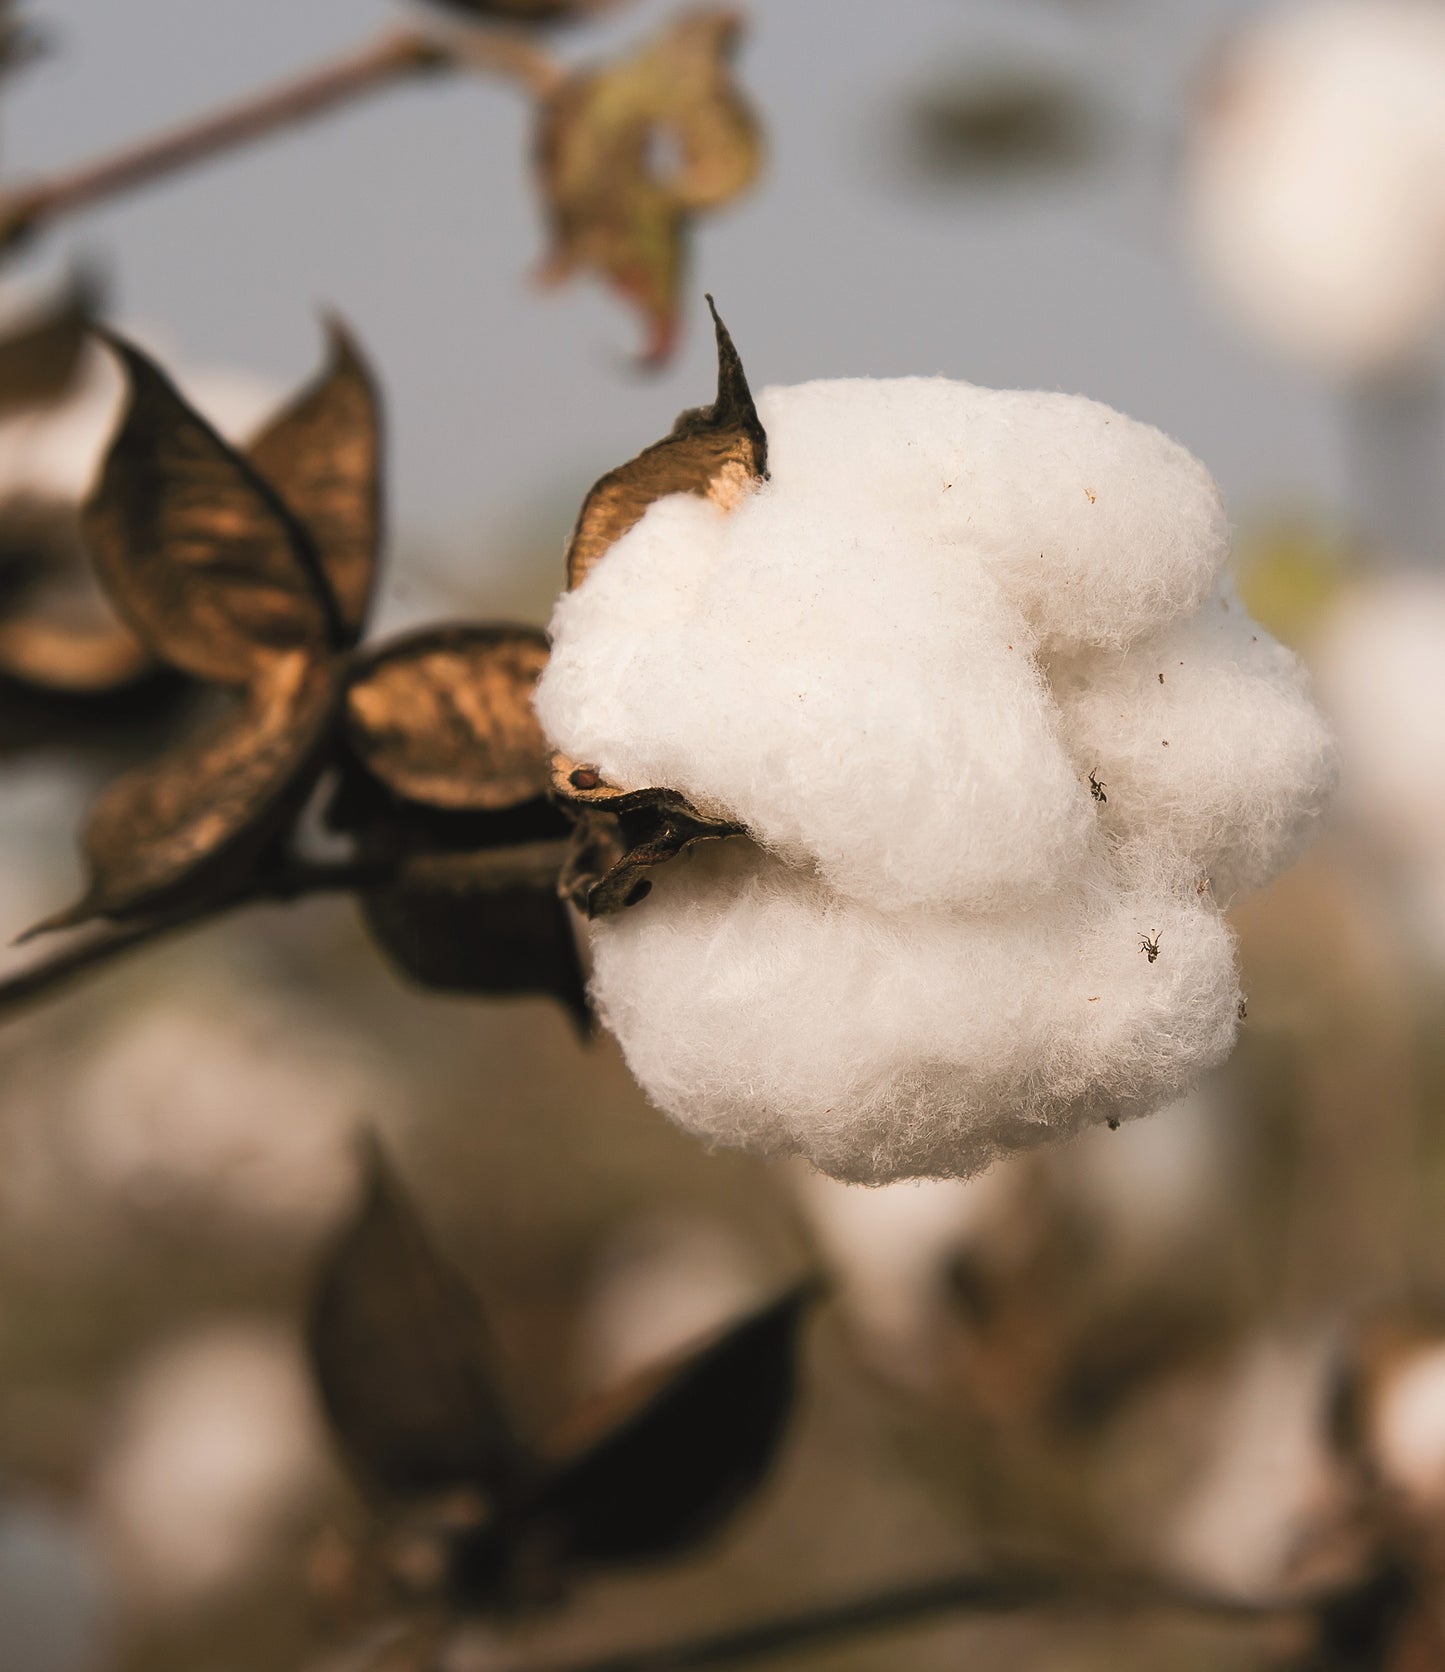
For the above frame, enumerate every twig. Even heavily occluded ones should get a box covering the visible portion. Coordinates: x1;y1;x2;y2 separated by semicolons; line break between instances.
0;855;388;1021
0;24;561;253
503;1567;1315;1672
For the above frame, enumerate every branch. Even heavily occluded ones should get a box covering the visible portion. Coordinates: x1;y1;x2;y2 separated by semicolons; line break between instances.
0;24;562;253
0;855;385;1020
506;1567;1316;1672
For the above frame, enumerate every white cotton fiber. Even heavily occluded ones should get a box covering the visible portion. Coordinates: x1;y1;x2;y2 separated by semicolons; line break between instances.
537;377;1334;1182
1050;580;1336;903
1185;0;1445;376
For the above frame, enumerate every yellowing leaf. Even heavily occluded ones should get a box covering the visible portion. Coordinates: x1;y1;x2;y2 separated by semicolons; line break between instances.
536;9;763;363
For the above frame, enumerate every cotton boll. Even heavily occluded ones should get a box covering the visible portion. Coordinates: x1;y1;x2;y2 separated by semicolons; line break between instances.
541;490;1094;910
590;842;1240;1184
543;371;1329;1181
1368;1343;1445;1512
787;1163;1021;1384
1052;582;1337;902
88;1324;330;1614
1185;0;1445;376
1165;1336;1348;1600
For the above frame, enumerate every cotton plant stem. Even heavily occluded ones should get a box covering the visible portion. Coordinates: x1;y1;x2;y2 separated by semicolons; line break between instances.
0;855;383;1020
0;24;561;254
493;1567;1313;1672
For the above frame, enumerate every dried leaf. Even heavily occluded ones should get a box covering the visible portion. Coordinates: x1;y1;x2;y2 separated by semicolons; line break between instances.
307;1139;532;1502
0;2;42;80
249;318;382;641
452;1286;811;1594
536;11;762;362
564;296;766;590
345;625;551;812
21;650;338;936
82;333;344;686
361;842;588;1030
0;270;99;420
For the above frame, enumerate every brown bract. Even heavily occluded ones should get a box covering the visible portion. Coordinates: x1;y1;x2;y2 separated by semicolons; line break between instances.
22;321;379;937
249;317;383;640
83;334;353;686
345;624;551;812
549;298;765;913
535;9;762;363
20;650;340;936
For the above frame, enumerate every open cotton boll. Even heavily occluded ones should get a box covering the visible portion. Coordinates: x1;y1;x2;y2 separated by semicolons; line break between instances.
1051;582;1337;903
589;842;1240;1184
543;351;1332;1182
1185;0;1445;376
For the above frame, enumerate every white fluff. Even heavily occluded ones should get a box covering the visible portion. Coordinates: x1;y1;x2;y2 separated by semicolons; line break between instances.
538;379;1334;1183
1185;0;1445;376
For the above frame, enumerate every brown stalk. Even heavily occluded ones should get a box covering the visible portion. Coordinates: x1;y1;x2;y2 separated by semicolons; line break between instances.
0;25;560;254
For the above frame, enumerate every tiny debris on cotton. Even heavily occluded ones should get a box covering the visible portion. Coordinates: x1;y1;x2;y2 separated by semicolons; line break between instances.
536;363;1335;1185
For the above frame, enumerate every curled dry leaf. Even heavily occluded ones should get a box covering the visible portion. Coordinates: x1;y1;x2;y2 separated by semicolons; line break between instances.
536;10;763;363
0;269;99;419
307;1139;533;1502
450;1286;812;1600
20;650;339;937
82;332;344;685
558;797;741;918
345;624;551;812
563;295;767;590
248;317;382;642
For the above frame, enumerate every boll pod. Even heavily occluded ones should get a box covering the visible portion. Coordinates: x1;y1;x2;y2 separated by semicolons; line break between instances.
535;302;1335;1184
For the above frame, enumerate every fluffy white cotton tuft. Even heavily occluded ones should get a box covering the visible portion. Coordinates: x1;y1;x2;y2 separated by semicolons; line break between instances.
538;378;1334;1182
1184;0;1445;376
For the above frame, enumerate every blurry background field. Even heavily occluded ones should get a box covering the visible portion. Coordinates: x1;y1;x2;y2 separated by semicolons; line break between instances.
6;1;1445;1669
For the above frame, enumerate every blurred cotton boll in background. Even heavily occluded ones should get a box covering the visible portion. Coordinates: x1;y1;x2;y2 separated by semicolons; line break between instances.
540;377;1335;1182
1184;0;1445;378
87;1322;332;1617
0;971;401;1255
1314;572;1445;964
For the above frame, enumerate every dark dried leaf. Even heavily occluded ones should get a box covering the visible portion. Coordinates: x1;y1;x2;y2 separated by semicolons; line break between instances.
346;625;551;812
536;11;762;363
565;295;766;589
463;1286;811;1588
307;1140;532;1502
249;318;382;642
20;650;338;937
82;333;343;685
361;843;589;1031
0;270;99;419
0;2;42;80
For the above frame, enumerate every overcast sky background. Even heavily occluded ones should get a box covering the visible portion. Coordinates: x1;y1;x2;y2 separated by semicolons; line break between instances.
0;0;1357;623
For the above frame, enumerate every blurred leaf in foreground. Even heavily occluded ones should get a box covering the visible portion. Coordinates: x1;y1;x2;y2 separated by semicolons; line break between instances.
535;9;763;364
306;1142;811;1608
